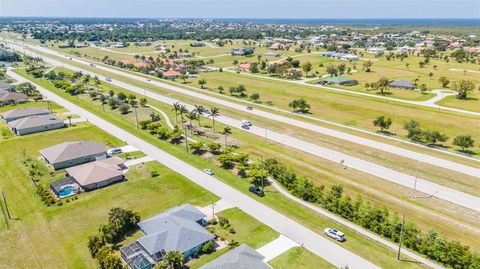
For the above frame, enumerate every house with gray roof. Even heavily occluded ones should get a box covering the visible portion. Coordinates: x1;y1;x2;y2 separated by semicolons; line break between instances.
8;114;64;136
1;107;50;123
39;140;107;170
389;79;415;89
0;81;13;91
121;204;214;269
199;244;272;269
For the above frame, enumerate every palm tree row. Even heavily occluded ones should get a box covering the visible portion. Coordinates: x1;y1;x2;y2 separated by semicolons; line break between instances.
171;102;221;133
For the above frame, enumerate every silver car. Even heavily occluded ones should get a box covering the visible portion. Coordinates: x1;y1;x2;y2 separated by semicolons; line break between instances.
324;228;345;242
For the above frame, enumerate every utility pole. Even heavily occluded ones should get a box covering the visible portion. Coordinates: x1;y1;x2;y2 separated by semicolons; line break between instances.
134;106;139;130
184;126;189;154
2;191;11;219
411;160;420;198
397;209;406;260
211;203;216;219
260;155;265;191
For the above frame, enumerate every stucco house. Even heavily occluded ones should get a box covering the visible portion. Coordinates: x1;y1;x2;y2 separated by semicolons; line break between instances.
8;114;64;135
389;79;415;89
39;140;108;170
121;204;214;269
1;107;50;123
0;91;29;106
65;156;125;191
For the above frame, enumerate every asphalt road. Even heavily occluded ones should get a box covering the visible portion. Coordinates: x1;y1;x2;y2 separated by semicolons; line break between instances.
8;70;380;269
13;43;480;212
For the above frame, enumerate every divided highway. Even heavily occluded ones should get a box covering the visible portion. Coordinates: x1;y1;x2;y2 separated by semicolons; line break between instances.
11;41;480;212
8;70;380;269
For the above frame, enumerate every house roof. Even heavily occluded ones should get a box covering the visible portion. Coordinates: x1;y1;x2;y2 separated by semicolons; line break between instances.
137;204;213;255
8;114;63;130
199;244;271;269
162;70;181;77
0;81;13;91
389;79;414;88
138;204;206;234
238;63;251;69
322;76;355;84
66;156;124;186
1;107;50;120
0;91;28;102
39;140;107;164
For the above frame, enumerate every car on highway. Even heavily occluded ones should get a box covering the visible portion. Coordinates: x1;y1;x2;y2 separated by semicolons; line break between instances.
203;169;214;175
249;186;264;197
241;124;250;130
246;106;253;110
107;148;123;156
147;78;151;81
241;120;252;126
324;228;345;242
105;77;112;82
90;63;95;67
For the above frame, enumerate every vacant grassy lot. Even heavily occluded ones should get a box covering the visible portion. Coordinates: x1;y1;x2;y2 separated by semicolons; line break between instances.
0;124;218;269
269;247;336;269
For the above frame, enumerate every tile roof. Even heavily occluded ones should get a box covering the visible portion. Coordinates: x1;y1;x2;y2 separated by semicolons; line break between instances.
1;107;49;120
66;156;124;186
8;114;63;130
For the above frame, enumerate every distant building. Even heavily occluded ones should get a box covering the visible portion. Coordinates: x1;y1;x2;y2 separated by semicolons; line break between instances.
340;54;359;61
397;45;415;53
8;114;64;136
263;51;280;57
190;42;205;47
65;156;125;191
1;107;50;123
367;47;385;54
321;76;358;86
40;140;107;170
199;244;271;269
389;80;415;90
231;47;254;56
320;51;336;58
238;62;251;69
121;204;214;269
162;70;181;79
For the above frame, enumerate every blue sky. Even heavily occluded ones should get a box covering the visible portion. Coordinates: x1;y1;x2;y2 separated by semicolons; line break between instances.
1;0;479;18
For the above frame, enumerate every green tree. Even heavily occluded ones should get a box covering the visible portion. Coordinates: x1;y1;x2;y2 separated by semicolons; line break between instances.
373;116;392;132
250;93;260;102
156;250;184;269
222;127;232;146
119;103;130;114
207;142;222;154
404;120;422;140
171;102;181;123
289;98;310;113
198;78;207;89
140;97;147;107
193;105;204;127
453;135;475;151
424;131;448;145
190;141;204;155
208;107;220;133
185;111;197;133
87;234;106;258
438;76;450;88
376;77;390;94
301;62;312;76
452;80;475;99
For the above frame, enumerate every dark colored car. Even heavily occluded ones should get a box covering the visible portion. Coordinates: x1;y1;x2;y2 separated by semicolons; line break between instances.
246;106;253;110
249;186;265;197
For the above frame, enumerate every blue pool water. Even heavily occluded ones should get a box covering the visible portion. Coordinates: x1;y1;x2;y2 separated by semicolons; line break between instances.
58;186;75;197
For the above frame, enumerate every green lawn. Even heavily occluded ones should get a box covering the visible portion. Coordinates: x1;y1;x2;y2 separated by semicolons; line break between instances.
269;247;336;269
12;68;437;268
187;208;280;268
0;124;218;269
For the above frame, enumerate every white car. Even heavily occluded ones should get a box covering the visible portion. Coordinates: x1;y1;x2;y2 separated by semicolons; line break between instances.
203;169;214;175
324;228;345;242
241;120;252;126
108;148;123;156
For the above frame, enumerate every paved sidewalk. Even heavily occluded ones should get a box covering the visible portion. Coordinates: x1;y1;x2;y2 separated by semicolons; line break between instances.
256;234;300;262
124;156;154;167
199;199;235;219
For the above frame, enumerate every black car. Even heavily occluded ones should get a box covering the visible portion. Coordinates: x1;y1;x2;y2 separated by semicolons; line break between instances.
249;186;265;197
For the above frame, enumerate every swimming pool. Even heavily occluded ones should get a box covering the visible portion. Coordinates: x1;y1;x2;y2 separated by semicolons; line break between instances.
58;186;75;197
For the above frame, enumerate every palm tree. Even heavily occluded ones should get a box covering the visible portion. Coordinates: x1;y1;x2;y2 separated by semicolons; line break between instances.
179;105;188;127
171;102;181;123
93;75;101;92
208;107;220;133
233;59;239;68
185;111;197;133
158;250;184;269
222;127;232;146
193;105;204;127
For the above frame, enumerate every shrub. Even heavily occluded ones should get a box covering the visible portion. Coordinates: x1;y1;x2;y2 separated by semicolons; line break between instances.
201;240;214;254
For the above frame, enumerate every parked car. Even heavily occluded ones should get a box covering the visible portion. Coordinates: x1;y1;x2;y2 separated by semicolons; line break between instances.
246;106;253;110
249;186;264;197
108;148;123;156
324;228;345;242
105;77;112;82
241;120;252;126
203;169;214;175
